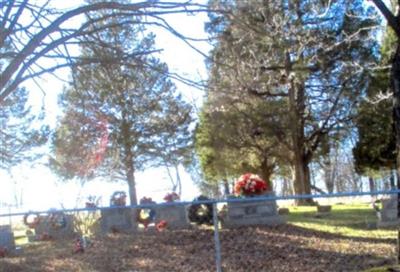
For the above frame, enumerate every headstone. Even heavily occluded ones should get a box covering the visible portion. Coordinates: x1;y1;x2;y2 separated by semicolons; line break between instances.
0;225;15;251
100;207;136;233
223;192;285;227
317;205;332;213
154;204;189;229
377;196;400;228
278;208;290;215
34;214;75;239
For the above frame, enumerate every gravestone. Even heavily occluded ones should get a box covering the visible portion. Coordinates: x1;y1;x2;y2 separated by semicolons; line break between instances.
0;225;15;251
377;196;400;228
223;192;285;227
34;214;75;239
100;208;137;233
154;204;189;229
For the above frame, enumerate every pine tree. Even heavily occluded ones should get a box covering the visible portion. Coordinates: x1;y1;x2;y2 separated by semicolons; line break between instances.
204;0;378;204
0;87;49;169
353;11;397;188
51;17;192;205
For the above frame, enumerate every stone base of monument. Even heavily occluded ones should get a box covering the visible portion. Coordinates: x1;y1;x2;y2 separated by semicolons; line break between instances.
0;225;15;251
222;194;285;228
34;214;75;239
377;196;400;228
100;207;137;233
154;205;189;229
317;205;332;213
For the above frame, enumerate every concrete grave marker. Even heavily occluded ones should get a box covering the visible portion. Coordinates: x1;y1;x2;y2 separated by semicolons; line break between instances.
0;225;15;251
34;213;75;239
100;208;136;233
223;192;285;227
377;196;400;228
154;204;189;229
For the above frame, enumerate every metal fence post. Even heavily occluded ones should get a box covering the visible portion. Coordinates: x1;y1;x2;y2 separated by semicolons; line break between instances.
213;203;222;272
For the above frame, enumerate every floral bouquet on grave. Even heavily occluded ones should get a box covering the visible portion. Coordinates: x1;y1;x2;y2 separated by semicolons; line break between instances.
234;173;270;197
163;192;180;203
110;191;127;206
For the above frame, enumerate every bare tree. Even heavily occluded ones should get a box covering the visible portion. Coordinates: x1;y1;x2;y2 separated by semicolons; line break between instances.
0;1;209;104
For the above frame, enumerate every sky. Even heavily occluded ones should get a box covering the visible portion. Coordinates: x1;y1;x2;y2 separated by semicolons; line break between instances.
0;2;211;213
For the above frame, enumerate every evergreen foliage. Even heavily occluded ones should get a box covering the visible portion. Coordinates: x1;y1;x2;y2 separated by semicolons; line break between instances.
51;16;192;204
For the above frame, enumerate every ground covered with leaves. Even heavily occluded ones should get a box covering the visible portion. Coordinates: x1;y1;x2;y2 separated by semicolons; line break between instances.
0;223;395;272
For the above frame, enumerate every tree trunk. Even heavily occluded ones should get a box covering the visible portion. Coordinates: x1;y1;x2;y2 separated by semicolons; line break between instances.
392;42;400;263
126;165;137;206
323;158;335;194
223;179;230;196
368;176;376;193
282;178;291;196
260;159;275;191
213;184;220;198
368;177;376;201
391;169;396;189
287;53;313;205
174;164;182;197
293;156;313;205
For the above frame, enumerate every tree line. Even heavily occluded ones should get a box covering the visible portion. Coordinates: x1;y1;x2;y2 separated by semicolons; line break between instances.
1;0;399;206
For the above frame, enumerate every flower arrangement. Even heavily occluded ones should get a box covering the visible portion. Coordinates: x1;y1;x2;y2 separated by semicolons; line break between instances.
85;195;99;209
188;195;214;225
163;192;180;202
234;173;269;197
23;212;40;229
110;191;127;206
137;197;156;229
49;211;67;229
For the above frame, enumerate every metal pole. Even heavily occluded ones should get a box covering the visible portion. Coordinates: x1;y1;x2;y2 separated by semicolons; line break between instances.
213;203;222;272
397;171;400;263
8;206;11;226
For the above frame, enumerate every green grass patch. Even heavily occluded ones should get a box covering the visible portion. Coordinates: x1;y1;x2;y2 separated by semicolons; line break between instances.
287;203;396;239
363;265;400;272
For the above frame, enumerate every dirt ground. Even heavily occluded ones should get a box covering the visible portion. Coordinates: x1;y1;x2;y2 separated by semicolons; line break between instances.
0;224;395;272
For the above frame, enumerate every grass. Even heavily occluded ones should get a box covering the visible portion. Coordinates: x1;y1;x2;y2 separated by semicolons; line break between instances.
286;202;396;239
286;202;399;272
364;265;400;272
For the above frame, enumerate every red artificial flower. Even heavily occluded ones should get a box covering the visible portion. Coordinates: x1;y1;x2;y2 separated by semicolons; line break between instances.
163;192;180;202
234;173;270;196
140;197;155;204
0;247;6;258
156;220;168;231
74;238;85;254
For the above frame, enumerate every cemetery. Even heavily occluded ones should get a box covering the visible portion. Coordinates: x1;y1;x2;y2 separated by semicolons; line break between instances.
1;0;400;271
0;175;397;271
